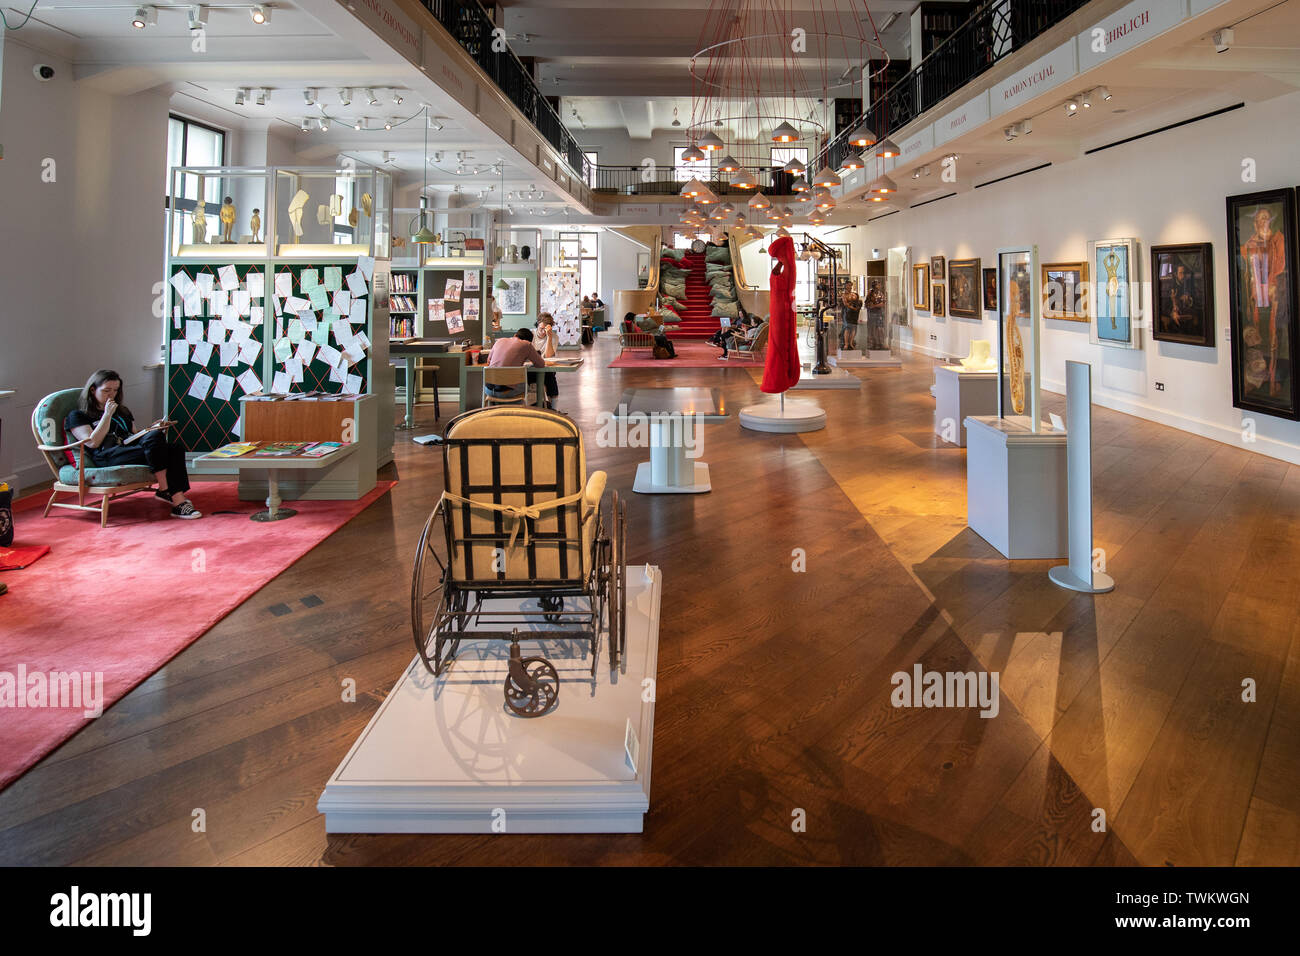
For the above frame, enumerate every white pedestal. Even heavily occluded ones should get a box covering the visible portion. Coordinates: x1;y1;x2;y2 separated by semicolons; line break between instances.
634;460;710;493
738;397;827;433
317;569;663;833
792;364;861;389
965;415;1068;559
934;365;997;447
837;349;902;368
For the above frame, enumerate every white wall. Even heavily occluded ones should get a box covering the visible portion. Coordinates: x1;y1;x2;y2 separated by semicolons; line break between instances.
849;91;1300;465
0;39;170;491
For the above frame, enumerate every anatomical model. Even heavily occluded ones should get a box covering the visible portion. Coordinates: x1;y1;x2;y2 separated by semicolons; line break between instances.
220;196;236;243
287;189;309;242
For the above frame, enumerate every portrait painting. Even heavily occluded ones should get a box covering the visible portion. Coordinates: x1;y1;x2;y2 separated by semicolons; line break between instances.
1151;242;1214;347
983;268;998;312
931;283;946;318
948;258;980;319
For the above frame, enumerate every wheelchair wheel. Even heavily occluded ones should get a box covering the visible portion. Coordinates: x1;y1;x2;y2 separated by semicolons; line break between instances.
540;594;563;624
504;655;559;718
411;509;449;674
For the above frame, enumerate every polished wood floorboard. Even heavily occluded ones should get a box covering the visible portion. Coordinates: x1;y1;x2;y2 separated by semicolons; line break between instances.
1;334;1296;865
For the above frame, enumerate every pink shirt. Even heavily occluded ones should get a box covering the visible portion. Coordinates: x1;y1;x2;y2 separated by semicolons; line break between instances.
487;336;547;368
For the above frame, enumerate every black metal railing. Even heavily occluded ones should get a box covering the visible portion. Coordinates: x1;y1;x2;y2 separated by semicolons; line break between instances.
816;0;1091;173
418;0;591;184
588;165;800;197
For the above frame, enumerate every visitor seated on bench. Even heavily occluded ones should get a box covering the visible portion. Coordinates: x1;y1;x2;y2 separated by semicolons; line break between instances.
65;369;202;519
486;328;555;407
624;311;676;358
710;310;761;358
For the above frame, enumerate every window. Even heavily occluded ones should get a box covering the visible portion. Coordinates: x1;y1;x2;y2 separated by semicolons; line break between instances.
559;231;600;299
583;151;598;188
165;115;226;244
771;146;808;170
672;231;712;250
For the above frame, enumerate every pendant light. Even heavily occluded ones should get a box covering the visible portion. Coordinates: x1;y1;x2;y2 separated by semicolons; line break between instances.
717;154;741;173
782;157;806;176
812;165;842;188
775;226;791;238
841;152;867;171
697;187;719;205
791;176;810;193
770;121;799;143
730;168;758;189
698;131;725;152
411;107;437;245
748;191;770;210
867;174;898;195
680;177;707;198
794;191;812;203
876;137;901;158
681;145;707;163
718;202;735;216
848;121;877;148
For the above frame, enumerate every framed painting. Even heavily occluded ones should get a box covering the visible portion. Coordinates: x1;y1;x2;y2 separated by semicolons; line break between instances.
1088;237;1140;348
931;283;946;317
1151;242;1214;347
1041;261;1089;322
913;264;930;311
930;255;946;277
499;276;528;315
983;268;998;312
948;258;980;318
1226;188;1299;419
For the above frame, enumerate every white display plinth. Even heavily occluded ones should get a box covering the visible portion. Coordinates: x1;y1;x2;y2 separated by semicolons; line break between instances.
738;397;826;433
634;459;710;493
836;349;902;368
792;364;861;389
317;569;662;833
965;415;1068;559
934;365;997;447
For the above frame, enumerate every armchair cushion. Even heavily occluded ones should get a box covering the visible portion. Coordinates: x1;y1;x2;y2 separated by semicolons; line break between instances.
58;464;154;487
32;388;85;478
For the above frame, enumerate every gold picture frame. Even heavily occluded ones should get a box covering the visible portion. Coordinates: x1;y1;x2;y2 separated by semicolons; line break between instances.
1041;261;1089;322
913;264;930;311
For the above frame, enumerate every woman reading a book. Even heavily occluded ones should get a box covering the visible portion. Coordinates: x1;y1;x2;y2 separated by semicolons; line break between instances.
65;369;201;519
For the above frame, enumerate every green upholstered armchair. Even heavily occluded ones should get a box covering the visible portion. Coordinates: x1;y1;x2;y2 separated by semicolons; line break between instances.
31;389;156;528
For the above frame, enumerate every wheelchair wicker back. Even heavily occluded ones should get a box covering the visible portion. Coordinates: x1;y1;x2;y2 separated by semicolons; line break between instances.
413;406;626;681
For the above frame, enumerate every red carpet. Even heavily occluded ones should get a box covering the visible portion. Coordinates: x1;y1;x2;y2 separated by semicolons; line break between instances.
608;340;762;368
664;251;723;340
0;480;394;791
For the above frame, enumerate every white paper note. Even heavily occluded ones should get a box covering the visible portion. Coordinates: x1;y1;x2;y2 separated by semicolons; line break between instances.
184;291;203;316
213;374;236;401
357;256;375;280
271;371;290;394
332;319;352;345
239;339;261;365
286;357;304;383
185;320;204;344
329;363;346;384
348;300;366;325
169;271;193;297
234;290;251;316
230;322;253;343
296;342;317;366
196;273;215;295
191;341;214;366
342;343;365;365
316;344;341;368
170;340;190;365
345;374;363;394
345;270;368;297
207;323;226;345
285;295;310;312
237;369;262;394
220;343;240;367
275;272;292;298
247;272;265;299
218;265;239;291
188;371;214;400
333;290;351;315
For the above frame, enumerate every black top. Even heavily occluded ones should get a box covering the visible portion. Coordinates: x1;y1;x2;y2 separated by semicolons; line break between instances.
65;405;135;454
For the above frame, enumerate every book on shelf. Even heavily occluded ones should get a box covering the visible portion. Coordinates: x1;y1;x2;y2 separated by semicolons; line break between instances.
208;441;258;458
251;441;310;457
242;392;283;402
301;441;346;458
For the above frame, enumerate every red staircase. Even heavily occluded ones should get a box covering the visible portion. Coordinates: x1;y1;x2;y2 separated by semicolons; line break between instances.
662;251;721;340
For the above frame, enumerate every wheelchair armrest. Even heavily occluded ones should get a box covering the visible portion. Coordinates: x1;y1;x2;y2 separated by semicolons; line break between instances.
583;470;607;516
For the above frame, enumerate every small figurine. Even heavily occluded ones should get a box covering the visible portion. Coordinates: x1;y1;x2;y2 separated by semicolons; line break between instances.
510;244;519;263
348;207;359;228
220;196;236;243
361;192;373;217
192;200;208;244
249;208;261;243
287;188;309;242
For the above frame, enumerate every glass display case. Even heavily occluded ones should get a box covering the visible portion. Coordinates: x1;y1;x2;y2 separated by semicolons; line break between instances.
169;166;271;259
272;166;391;258
493;227;540;268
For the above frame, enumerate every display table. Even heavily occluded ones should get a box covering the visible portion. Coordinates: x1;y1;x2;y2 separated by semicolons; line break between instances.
317;567;662;833
934;366;1028;446
193;441;359;521
965;415;1068;559
791;363;861;389
837;349;902;368
390;339;453;427
614;387;730;493
462;359;584;411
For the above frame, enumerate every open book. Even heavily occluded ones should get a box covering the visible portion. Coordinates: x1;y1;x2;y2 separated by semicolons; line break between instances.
122;421;176;445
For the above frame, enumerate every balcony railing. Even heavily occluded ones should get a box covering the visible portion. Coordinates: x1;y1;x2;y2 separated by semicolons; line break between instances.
816;0;1092;173
590;165;800;197
417;0;591;184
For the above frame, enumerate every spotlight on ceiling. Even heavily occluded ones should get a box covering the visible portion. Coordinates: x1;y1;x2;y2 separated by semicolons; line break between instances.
358;89;375;106
303;89;317;106
318;117;329;132
300;117;311;132
1018;118;1033;136
250;4;269;25
354;118;364;130
338;88;352;107
1081;91;1093;109
428;117;444;131
130;6;156;28
1212;28;1233;53
255;88;268;106
1065;98;1079;115
1096;86;1111;102
1004;125;1017;142
393;90;404;105
384;117;393;130
187;5;207;31
234;88;246;106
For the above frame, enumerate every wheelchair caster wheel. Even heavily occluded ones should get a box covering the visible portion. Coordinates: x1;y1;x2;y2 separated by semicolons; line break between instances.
504;644;558;718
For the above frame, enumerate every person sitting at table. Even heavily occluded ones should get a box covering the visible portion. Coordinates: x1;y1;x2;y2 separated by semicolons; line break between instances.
580;295;593;311
486;328;557;408
65;368;201;519
535;313;561;404
590;294;605;309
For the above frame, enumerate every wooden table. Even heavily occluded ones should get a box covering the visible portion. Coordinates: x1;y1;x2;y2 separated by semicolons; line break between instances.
462;359;584;410
193;442;359;521
390;339;453;428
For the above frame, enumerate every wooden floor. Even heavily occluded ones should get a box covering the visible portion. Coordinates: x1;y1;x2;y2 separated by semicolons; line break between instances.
1;334;1297;865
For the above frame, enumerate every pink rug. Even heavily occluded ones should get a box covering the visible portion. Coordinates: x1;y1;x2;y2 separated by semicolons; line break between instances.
608;340;763;369
0;480;394;791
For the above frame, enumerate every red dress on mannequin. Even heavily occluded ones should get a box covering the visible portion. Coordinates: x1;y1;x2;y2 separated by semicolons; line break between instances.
762;235;801;393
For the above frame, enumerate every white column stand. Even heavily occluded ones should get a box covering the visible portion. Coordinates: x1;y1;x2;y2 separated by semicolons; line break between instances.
1049;361;1115;593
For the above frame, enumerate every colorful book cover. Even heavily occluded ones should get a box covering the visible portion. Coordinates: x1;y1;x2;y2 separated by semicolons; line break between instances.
251;441;309;457
209;442;258;459
301;441;345;458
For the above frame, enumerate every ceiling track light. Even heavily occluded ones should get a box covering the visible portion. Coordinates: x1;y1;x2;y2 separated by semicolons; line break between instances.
303;88;317;106
1018;118;1032;136
255;88;268;106
338;88;352;107
1065;98;1079;115
187;4;207;30
300;117;311;133
1096;86;1112;102
1081;91;1093;109
130;5;156;28
354;118;365;131
250;4;269;25
1212;28;1233;53
318;117;329;133
234;88;246;106
1004;125;1017;141
364;89;379;106
384;118;393;130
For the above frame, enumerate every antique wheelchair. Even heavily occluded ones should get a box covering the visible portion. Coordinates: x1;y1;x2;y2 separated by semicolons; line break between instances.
412;406;627;716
